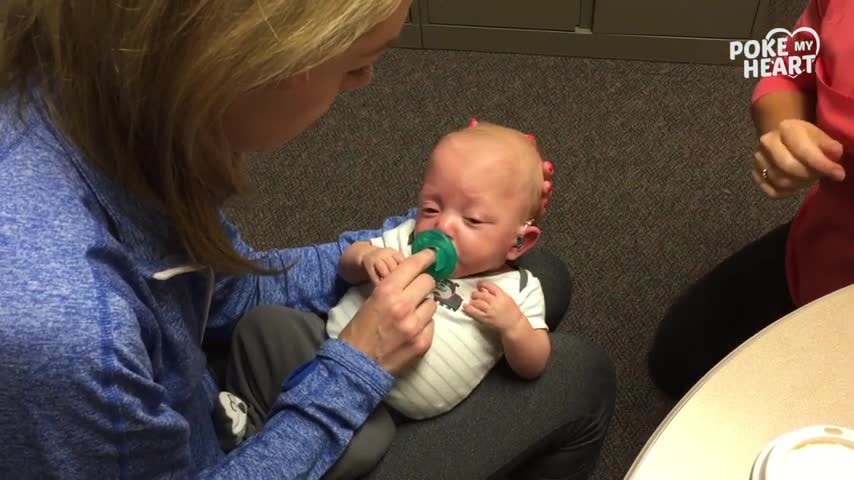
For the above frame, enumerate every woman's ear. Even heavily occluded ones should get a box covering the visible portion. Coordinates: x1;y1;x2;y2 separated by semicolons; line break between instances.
506;224;541;261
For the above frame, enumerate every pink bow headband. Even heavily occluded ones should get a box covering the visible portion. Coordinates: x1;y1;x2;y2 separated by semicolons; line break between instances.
467;118;553;215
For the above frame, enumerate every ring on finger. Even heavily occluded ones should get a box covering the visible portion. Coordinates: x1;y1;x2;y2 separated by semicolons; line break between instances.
761;168;769;181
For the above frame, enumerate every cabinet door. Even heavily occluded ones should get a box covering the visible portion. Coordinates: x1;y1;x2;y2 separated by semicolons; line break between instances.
593;0;760;38
425;0;582;31
395;2;422;48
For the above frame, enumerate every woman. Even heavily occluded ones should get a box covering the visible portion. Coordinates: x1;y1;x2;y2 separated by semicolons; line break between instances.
0;1;615;479
649;0;851;399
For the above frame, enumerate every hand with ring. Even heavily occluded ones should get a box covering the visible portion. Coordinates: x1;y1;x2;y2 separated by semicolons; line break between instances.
752;119;845;198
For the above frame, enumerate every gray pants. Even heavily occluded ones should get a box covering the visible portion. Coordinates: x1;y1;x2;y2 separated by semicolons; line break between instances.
224;307;395;480
217;251;616;479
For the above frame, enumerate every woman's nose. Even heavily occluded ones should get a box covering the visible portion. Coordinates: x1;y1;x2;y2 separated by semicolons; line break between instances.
340;66;374;92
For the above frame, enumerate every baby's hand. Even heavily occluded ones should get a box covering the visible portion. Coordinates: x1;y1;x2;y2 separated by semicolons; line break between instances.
464;281;522;333
361;247;406;285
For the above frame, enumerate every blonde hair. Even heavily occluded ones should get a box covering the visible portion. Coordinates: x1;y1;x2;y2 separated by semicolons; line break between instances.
456;122;547;224
1;0;402;274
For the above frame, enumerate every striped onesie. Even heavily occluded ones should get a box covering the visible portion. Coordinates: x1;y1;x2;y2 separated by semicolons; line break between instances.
326;219;547;419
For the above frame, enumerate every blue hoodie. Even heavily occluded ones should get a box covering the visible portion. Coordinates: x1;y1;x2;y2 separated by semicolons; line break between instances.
0;92;415;479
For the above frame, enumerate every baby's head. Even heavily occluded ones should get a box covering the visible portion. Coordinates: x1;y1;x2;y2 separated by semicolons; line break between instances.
415;121;547;278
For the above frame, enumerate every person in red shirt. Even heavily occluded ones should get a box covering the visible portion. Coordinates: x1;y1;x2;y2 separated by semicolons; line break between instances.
649;0;851;398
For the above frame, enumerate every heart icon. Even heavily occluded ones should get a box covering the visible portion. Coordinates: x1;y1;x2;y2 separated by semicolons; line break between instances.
765;27;820;78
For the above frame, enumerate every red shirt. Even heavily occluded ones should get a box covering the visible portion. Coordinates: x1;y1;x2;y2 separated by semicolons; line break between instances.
752;0;854;306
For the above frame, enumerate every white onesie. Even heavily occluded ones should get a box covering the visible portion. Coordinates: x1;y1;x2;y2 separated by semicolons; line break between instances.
326;219;547;419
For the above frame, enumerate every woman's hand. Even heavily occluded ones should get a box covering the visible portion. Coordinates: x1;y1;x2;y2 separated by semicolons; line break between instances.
541;161;553;212
752;119;845;198
338;249;437;375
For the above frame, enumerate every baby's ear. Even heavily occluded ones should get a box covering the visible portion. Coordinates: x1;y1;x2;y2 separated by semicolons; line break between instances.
506;226;541;261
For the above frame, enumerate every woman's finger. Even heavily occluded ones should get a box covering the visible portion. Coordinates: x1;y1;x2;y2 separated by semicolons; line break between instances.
759;133;815;184
751;168;798;199
543;161;554;181
408;304;435;355
541;162;554;214
397;299;436;349
382;249;436;290
816;131;844;163
755;146;817;193
410;298;437;338
753;150;785;189
754;146;809;192
384;272;436;309
780;122;845;180
381;300;436;373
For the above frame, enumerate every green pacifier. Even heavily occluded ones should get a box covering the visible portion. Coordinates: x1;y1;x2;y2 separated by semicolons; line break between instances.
411;229;458;281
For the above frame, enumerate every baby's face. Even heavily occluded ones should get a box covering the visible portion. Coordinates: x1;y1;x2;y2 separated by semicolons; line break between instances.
415;130;539;277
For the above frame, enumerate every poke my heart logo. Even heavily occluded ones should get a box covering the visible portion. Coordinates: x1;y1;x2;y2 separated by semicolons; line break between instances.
729;27;819;79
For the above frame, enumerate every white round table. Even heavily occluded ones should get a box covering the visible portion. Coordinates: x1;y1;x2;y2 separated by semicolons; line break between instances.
625;284;854;479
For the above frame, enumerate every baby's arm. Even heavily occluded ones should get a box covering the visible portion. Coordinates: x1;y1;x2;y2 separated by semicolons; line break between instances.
501;317;551;380
464;281;551;379
338;241;405;285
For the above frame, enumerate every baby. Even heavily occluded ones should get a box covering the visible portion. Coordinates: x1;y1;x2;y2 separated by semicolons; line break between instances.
326;120;552;420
